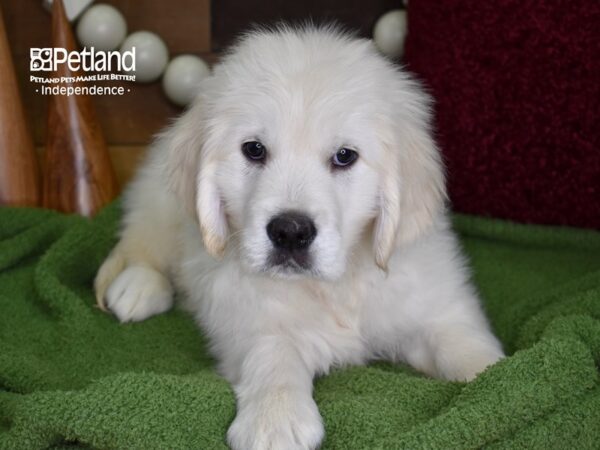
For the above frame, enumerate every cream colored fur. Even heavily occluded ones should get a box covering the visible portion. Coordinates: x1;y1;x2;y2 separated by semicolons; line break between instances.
95;26;504;450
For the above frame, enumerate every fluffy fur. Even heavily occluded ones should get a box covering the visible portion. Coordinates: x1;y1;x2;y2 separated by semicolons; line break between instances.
95;26;504;450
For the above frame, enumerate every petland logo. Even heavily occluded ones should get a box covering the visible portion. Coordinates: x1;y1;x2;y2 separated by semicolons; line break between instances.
30;47;135;73
29;47;136;96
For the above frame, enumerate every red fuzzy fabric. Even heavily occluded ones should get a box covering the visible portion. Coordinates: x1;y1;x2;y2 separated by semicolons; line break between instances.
404;0;600;228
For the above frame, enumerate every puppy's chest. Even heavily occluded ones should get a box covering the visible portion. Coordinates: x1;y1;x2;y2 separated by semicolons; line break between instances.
288;282;367;367
303;282;363;331
193;262;368;364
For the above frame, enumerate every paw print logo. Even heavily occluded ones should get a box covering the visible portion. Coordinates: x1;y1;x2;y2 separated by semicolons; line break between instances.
30;48;53;71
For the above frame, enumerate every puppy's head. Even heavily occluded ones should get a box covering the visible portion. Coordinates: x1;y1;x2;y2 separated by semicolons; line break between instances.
165;25;446;280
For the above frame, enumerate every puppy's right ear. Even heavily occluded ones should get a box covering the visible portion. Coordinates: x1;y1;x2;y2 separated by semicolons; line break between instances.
163;101;228;259
163;102;203;214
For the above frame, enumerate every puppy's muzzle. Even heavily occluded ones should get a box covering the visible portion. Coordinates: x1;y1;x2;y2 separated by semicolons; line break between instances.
266;211;316;270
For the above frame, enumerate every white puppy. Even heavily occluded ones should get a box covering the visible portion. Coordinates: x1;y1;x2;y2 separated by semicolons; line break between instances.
95;25;504;450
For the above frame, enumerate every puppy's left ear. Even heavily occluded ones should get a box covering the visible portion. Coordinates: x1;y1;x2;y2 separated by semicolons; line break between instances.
374;85;447;269
196;159;228;259
163;100;228;259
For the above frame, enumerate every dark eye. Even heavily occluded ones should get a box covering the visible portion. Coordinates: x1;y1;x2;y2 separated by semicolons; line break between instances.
331;148;359;168
242;141;267;163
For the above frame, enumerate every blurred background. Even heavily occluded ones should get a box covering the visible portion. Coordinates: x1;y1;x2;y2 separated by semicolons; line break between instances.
2;0;598;229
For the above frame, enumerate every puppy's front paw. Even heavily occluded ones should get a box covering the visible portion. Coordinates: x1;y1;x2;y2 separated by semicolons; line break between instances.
227;389;324;450
105;266;173;323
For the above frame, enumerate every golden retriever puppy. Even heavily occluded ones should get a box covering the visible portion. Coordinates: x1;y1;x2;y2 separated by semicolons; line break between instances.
96;25;504;450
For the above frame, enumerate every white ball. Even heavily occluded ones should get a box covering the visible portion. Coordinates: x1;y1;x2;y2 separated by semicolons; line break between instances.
162;55;210;107
373;10;408;58
76;4;127;51
120;31;169;83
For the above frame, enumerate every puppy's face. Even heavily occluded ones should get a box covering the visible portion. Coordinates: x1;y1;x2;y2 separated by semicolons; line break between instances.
168;28;446;281
218;83;382;280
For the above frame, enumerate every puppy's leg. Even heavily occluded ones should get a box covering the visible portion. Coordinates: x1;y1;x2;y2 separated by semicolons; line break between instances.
425;318;505;382
226;336;324;450
375;288;504;382
95;149;182;323
400;301;504;382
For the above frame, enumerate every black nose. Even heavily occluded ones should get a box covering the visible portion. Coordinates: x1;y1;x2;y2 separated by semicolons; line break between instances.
266;212;317;251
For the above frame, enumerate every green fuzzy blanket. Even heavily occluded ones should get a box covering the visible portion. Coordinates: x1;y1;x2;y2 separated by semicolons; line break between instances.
1;204;599;449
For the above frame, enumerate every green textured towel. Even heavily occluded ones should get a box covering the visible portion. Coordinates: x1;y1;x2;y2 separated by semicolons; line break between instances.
1;203;599;449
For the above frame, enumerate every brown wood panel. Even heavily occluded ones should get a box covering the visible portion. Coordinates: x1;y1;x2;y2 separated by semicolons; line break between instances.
38;145;148;188
100;0;211;54
211;0;401;50
3;0;211;145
